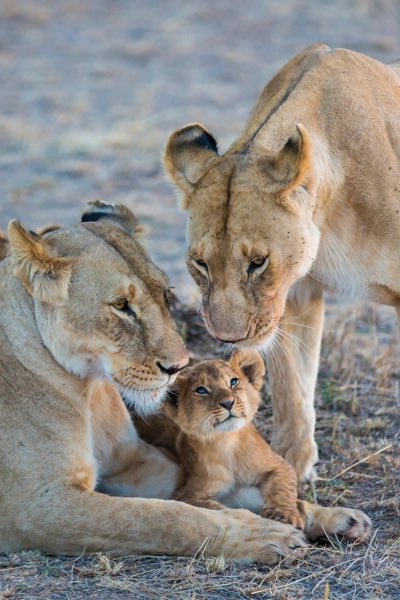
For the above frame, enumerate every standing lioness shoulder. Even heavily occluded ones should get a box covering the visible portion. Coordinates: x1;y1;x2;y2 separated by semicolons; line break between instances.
164;43;400;482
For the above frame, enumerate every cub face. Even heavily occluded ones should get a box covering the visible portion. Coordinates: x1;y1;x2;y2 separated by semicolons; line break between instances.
167;351;265;438
7;201;188;416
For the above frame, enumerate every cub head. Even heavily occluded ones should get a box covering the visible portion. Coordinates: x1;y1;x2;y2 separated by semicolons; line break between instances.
166;351;265;438
164;122;321;349
7;201;188;416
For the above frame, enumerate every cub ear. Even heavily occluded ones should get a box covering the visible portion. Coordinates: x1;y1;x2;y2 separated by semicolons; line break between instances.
164;123;218;205
81;200;144;236
7;220;72;304
264;124;313;198
229;351;265;391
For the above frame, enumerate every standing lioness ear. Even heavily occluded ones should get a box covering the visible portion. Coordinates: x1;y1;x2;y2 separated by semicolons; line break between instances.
164;123;219;204
229;351;266;391
7;220;72;304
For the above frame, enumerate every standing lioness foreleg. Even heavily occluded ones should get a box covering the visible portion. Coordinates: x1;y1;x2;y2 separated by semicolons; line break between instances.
268;278;324;483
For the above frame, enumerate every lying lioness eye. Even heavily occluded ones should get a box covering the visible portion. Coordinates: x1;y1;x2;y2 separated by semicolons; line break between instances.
112;299;136;317
112;299;128;311
195;386;209;395
247;256;269;275
230;378;239;388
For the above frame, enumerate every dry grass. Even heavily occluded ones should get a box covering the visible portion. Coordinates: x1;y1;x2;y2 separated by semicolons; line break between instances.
1;301;399;600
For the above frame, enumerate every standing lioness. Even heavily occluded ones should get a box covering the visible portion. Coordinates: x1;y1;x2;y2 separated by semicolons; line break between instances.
164;43;400;483
0;201;307;564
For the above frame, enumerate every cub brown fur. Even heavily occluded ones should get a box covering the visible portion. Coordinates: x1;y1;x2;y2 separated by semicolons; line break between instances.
136;352;371;543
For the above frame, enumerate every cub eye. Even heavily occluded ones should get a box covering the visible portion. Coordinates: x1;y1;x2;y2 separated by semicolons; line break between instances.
195;386;209;395
230;378;239;388
192;258;209;276
247;256;269;275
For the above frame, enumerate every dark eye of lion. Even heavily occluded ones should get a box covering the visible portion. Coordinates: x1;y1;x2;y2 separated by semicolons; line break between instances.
195;386;209;395
194;258;208;272
230;378;239;388
112;299;136;318
247;256;267;274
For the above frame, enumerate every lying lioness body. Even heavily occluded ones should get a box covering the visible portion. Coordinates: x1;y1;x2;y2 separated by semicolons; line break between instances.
164;44;400;483
137;352;371;542
0;201;311;564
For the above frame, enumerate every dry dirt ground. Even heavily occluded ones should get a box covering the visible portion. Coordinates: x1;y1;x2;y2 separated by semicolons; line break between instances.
0;1;399;599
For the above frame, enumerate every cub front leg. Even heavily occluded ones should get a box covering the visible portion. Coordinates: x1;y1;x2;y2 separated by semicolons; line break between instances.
267;277;324;483
258;458;303;529
173;475;231;511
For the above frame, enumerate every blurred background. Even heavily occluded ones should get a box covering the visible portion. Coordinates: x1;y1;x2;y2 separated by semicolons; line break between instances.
1;0;400;301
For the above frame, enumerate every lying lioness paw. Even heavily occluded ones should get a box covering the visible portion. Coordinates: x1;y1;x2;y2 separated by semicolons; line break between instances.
136;351;372;543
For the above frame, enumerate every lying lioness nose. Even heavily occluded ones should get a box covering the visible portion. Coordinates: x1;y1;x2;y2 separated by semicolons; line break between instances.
219;399;234;411
157;360;188;376
216;336;247;344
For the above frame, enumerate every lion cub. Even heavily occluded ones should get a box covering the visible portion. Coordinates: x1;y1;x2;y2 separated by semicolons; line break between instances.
165;351;303;528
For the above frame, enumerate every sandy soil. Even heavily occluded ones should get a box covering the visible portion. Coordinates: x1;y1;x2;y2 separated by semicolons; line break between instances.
1;0;400;299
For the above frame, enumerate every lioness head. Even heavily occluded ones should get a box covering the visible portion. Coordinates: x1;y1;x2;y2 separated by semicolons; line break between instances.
7;201;188;415
164;123;320;349
166;351;265;438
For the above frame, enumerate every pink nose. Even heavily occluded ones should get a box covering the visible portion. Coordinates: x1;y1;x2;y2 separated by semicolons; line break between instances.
219;399;234;411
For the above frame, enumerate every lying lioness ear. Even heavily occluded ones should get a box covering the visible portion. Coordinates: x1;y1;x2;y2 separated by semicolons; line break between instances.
81;200;144;236
264;124;313;198
8;220;72;304
229;351;265;391
164;123;219;205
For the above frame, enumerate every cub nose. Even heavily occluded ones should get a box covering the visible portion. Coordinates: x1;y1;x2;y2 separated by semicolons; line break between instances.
157;360;188;377
219;399;234;411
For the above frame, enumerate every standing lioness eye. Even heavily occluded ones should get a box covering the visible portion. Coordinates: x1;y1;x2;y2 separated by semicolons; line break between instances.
195;386;209;395
230;378;239;388
247;256;269;274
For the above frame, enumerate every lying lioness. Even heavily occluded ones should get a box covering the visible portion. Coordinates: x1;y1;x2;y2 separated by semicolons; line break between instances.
0;201;310;564
164;44;400;483
136;352;371;543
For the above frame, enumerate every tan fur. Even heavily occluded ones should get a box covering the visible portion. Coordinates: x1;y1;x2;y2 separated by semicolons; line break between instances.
136;352;371;542
0;202;310;565
164;44;400;481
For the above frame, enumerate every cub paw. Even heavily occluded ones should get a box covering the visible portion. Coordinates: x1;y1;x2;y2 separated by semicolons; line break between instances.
331;508;372;543
261;507;305;530
307;507;372;543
